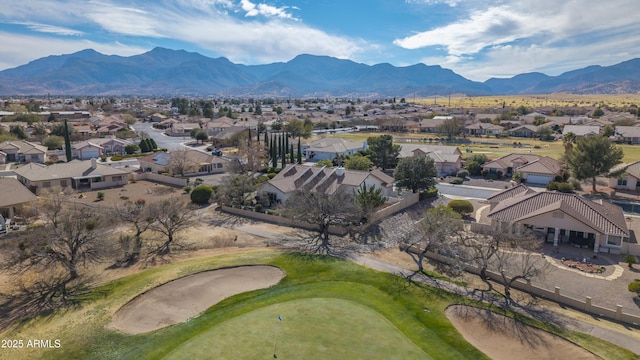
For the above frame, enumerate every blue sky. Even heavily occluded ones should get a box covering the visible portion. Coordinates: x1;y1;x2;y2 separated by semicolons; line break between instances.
1;0;640;81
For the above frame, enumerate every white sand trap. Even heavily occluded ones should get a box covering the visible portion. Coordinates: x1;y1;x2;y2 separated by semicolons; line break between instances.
446;305;600;360
109;265;285;334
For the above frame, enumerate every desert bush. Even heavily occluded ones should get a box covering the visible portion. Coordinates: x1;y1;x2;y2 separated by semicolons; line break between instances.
419;187;439;200
629;280;640;295
190;185;214;204
456;170;469;178
447;199;474;216
449;177;464;184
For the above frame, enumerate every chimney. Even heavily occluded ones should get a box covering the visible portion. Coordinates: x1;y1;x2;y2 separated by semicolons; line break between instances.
91;158;97;169
336;167;345;177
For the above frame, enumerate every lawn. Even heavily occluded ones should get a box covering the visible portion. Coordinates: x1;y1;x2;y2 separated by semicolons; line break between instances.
0;250;636;360
320;132;640;162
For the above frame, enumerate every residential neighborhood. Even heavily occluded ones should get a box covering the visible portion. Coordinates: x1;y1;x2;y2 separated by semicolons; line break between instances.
2;95;640;358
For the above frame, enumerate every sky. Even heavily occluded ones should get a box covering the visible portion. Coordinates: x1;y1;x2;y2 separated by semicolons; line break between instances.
1;0;640;81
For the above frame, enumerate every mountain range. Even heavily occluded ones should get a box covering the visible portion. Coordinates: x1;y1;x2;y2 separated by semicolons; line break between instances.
1;47;640;97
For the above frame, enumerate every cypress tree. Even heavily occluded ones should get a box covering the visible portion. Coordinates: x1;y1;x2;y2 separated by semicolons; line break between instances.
149;138;158;150
297;138;302;164
290;144;294;165
285;132;289;153
271;136;277;168
63;120;72;162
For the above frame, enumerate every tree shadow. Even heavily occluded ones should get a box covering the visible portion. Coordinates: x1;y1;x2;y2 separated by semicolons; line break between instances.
0;276;92;331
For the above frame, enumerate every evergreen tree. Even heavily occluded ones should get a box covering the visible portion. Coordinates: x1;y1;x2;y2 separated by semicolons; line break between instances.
149;138;158;150
139;139;149;153
63;120;72;162
290;144;294;165
297;138;302;164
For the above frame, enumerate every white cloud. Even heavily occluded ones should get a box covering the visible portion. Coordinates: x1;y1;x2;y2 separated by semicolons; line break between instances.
13;22;84;36
396;0;640;79
240;0;296;19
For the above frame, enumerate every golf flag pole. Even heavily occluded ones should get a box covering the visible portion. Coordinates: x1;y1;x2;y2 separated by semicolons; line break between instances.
273;315;282;358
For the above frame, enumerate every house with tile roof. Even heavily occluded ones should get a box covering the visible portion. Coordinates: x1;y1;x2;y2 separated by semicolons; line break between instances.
14;158;129;194
138;150;228;176
399;144;462;176
0;177;37;220
303;137;367;162
258;164;397;204
464;123;504;136
607;161;640;191
0;140;47;164
481;153;563;185
72;136;133;160
508;125;538;138
487;185;629;254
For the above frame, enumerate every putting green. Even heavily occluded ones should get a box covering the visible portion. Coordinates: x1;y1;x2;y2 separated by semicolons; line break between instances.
162;297;430;360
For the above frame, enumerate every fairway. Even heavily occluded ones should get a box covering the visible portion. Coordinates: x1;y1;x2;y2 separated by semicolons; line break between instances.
164;298;429;360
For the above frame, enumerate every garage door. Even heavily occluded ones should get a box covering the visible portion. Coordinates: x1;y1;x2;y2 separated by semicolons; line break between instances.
526;174;552;185
81;148;100;160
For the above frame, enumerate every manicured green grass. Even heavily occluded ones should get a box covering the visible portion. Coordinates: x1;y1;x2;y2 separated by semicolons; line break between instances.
164;298;430;360
0;250;636;360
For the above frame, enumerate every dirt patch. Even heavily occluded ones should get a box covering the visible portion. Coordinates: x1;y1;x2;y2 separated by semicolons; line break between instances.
71;180;183;207
109;265;285;334
446;305;600;360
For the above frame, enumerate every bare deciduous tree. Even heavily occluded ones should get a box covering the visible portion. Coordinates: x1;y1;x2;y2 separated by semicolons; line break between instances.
279;190;361;253
458;227;548;305
147;197;197;255
113;199;152;265
168;149;198;176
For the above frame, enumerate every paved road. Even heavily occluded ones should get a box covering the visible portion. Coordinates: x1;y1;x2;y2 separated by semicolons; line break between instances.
131;122;188;151
435;183;499;200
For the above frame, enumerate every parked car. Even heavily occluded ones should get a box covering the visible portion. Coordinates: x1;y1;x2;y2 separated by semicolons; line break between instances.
211;150;222;156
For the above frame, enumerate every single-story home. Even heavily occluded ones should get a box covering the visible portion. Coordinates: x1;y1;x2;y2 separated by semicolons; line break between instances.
607;161;640;191
303;137;368;162
73;136;133;160
258;164;396;204
562;125;601;137
399;144;462;176
14;158;129;194
165;122;201;137
464;123;504;136
487;185;629;254
0;177;37;220
0;140;47;164
138;150;228;176
614;126;640;144
482;153;563;184
508;125;538;138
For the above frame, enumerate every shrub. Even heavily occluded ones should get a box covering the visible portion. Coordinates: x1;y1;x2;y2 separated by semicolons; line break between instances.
625;255;637;268
556;182;574;193
456;170;469;178
97;192;105;201
447;199;474;216
419;187;438;200
183;186;192;194
267;172;277;179
484;173;498;180
190;185;214;204
449;177;464;184
569;178;582;191
629;280;640;295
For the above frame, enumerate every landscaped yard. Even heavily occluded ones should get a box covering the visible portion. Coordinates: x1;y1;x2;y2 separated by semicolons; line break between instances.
0;250;635;359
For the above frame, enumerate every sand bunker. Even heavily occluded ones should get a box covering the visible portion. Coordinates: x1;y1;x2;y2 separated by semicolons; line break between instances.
446;305;600;360
110;265;285;334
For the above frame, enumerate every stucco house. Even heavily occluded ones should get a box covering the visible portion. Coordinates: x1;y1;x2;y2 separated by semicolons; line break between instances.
0;177;37;220
487;185;629;254
0;140;47;164
614;126;640;144
464;123;504;136
482;153;563;185
508;125;538;138
303;137;367;162
608;161;640;192
14;158;129;194
399;144;462;176
562;125;601;138
138;150;228;176
72;136;132;160
258;164;396;204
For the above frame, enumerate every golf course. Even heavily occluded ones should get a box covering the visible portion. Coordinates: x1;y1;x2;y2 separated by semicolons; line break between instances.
0;250;636;359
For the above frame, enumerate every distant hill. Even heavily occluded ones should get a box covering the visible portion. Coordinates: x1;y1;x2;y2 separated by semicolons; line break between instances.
1;48;639;96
